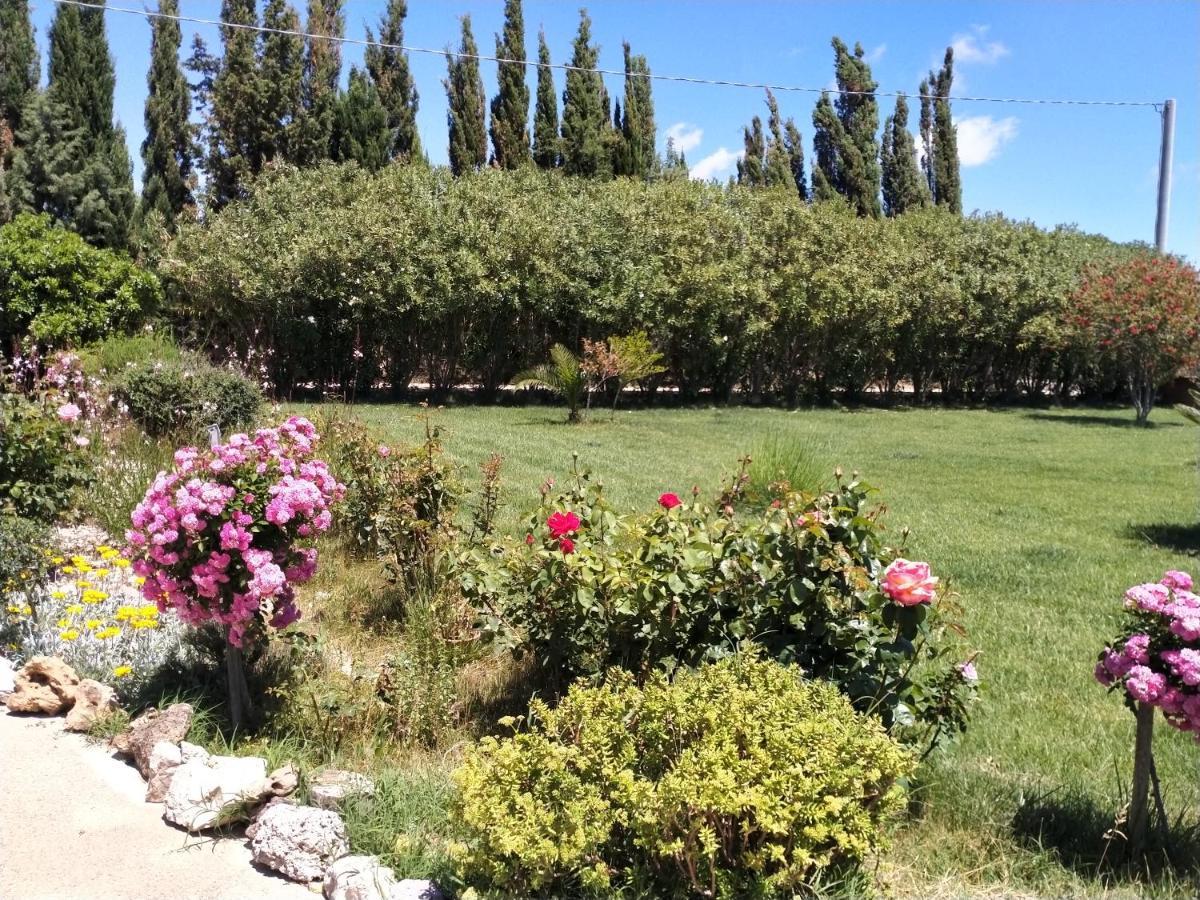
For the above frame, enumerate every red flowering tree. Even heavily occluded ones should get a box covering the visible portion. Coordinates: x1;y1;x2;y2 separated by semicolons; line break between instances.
1072;254;1200;424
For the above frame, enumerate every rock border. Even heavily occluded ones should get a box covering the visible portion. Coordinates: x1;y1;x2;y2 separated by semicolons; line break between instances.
1;655;443;900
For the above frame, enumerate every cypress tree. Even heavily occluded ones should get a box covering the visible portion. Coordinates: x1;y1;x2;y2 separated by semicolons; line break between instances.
830;37;881;217
365;0;421;162
532;29;559;169
736;116;765;186
880;93;928;217
17;0;133;248
930;48;961;213
489;0;530;169
206;0;260;206
560;9;609;178
292;0;344;166
660;134;689;180
763;89;793;188
0;0;38;156
783;118;807;200
332;67;391;171
444;15;486;175
918;77;934;196
258;0;303;165
615;41;654;178
810;91;843;203
141;0;195;232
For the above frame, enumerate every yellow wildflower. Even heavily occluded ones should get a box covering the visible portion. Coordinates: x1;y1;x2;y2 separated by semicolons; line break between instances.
75;580;92;589
56;618;70;629
134;576;146;587
86;619;102;630
59;629;80;641
113;665;133;678
61;565;76;575
82;589;108;604
95;626;121;640
94;568;110;578
138;605;159;618
65;604;85;614
51;591;67;600
115;606;136;621
131;619;158;630
113;559;131;569
52;556;65;565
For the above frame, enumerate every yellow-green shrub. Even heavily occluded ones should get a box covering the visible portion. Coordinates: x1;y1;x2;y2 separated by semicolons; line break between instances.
451;655;913;898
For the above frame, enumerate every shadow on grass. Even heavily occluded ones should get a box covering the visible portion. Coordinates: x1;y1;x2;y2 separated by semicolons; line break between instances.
1023;412;1183;429
1122;522;1200;556
1010;787;1200;889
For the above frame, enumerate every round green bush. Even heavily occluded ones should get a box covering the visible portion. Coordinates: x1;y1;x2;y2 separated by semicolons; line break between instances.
0;389;92;522
112;355;262;438
451;655;913;898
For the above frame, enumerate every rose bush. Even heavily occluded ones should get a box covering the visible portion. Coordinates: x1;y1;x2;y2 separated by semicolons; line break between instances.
1095;569;1200;737
458;464;976;748
125;416;343;649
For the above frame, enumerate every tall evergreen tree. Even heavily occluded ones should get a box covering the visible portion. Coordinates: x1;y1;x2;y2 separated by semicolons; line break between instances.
929;48;961;213
489;0;529;169
918;76;934;197
0;0;38;156
783;118;807;200
444;15;486;175
204;0;260;206
734;116;763;187
531;30;559;169
614;41;654;178
810;92;843;203
365;0;421;162
880;93;928;217
292;0;343;166
258;0;303;165
141;0;195;232
830;37;881;217
763;89;793;188
332;67;391;171
736;116;765;186
560;9;609;178
660;134;689;180
14;0;133;247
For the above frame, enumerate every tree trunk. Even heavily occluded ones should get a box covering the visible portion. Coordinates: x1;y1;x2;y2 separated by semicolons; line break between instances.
225;637;255;733
1126;700;1155;858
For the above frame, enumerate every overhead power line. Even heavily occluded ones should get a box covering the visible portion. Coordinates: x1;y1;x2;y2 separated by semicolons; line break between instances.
53;0;1164;109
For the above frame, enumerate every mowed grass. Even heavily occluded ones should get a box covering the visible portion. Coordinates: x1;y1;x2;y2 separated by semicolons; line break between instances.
300;400;1200;896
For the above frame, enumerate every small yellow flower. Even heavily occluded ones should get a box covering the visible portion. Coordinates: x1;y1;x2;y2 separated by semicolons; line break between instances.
113;665;133;678
56;618;70;628
113;559;131;569
75;579;92;589
134;576;146;587
85;618;102;630
51;590;67;600
95;626;121;640
61;565;76;575
65;603;84;614
52;556;65;565
94;568;110;578
82;589;108;604
131;619;158;630
59;629;80;641
139;605;159;618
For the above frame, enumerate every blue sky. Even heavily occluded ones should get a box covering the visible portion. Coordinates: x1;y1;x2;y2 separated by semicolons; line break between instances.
26;0;1200;258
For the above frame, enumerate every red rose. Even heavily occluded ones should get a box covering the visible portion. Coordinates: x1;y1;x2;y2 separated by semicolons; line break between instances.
658;492;682;510
546;510;580;538
559;537;575;554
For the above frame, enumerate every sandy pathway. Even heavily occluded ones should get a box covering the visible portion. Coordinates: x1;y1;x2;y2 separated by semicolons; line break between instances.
0;711;310;900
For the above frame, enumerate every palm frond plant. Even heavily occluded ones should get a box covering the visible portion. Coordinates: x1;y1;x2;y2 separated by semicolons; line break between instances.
514;344;585;423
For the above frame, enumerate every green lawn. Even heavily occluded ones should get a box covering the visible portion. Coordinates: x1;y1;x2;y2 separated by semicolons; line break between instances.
303;400;1200;896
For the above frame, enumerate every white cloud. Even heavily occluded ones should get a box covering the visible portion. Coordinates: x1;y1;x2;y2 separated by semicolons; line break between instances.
665;122;703;155
865;43;887;64
956;115;1018;166
690;147;741;182
951;25;1010;65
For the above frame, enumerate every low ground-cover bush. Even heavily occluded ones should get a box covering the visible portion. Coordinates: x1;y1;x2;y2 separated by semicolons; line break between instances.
0;213;161;351
452;654;913;898
0;514;53;600
459;464;975;746
112;353;262;438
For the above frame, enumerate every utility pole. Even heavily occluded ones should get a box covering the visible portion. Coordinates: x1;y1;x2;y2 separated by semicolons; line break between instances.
1154;98;1175;252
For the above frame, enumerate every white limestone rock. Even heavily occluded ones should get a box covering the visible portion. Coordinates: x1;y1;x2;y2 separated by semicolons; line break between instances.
162;754;269;831
250;803;349;883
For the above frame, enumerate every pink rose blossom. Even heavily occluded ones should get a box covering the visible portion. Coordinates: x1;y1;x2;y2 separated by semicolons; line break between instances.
56;402;81;422
881;559;938;607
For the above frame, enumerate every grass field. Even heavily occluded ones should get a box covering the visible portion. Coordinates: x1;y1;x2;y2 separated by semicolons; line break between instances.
300;400;1200;897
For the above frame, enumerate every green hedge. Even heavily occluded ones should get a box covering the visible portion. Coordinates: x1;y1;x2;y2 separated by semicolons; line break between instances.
164;164;1152;402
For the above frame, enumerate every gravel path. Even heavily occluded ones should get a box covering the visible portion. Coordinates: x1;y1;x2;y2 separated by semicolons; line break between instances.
0;711;309;900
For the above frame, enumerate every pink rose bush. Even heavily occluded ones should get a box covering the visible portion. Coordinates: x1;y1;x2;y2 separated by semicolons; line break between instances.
1096;569;1200;740
126;416;343;648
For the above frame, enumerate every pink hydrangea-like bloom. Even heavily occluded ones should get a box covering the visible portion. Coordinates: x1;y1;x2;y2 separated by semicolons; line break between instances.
881;559;938;607
1123;633;1151;665
1162;570;1194;592
1124;583;1170;613
1125;665;1167;703
125;416;342;647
